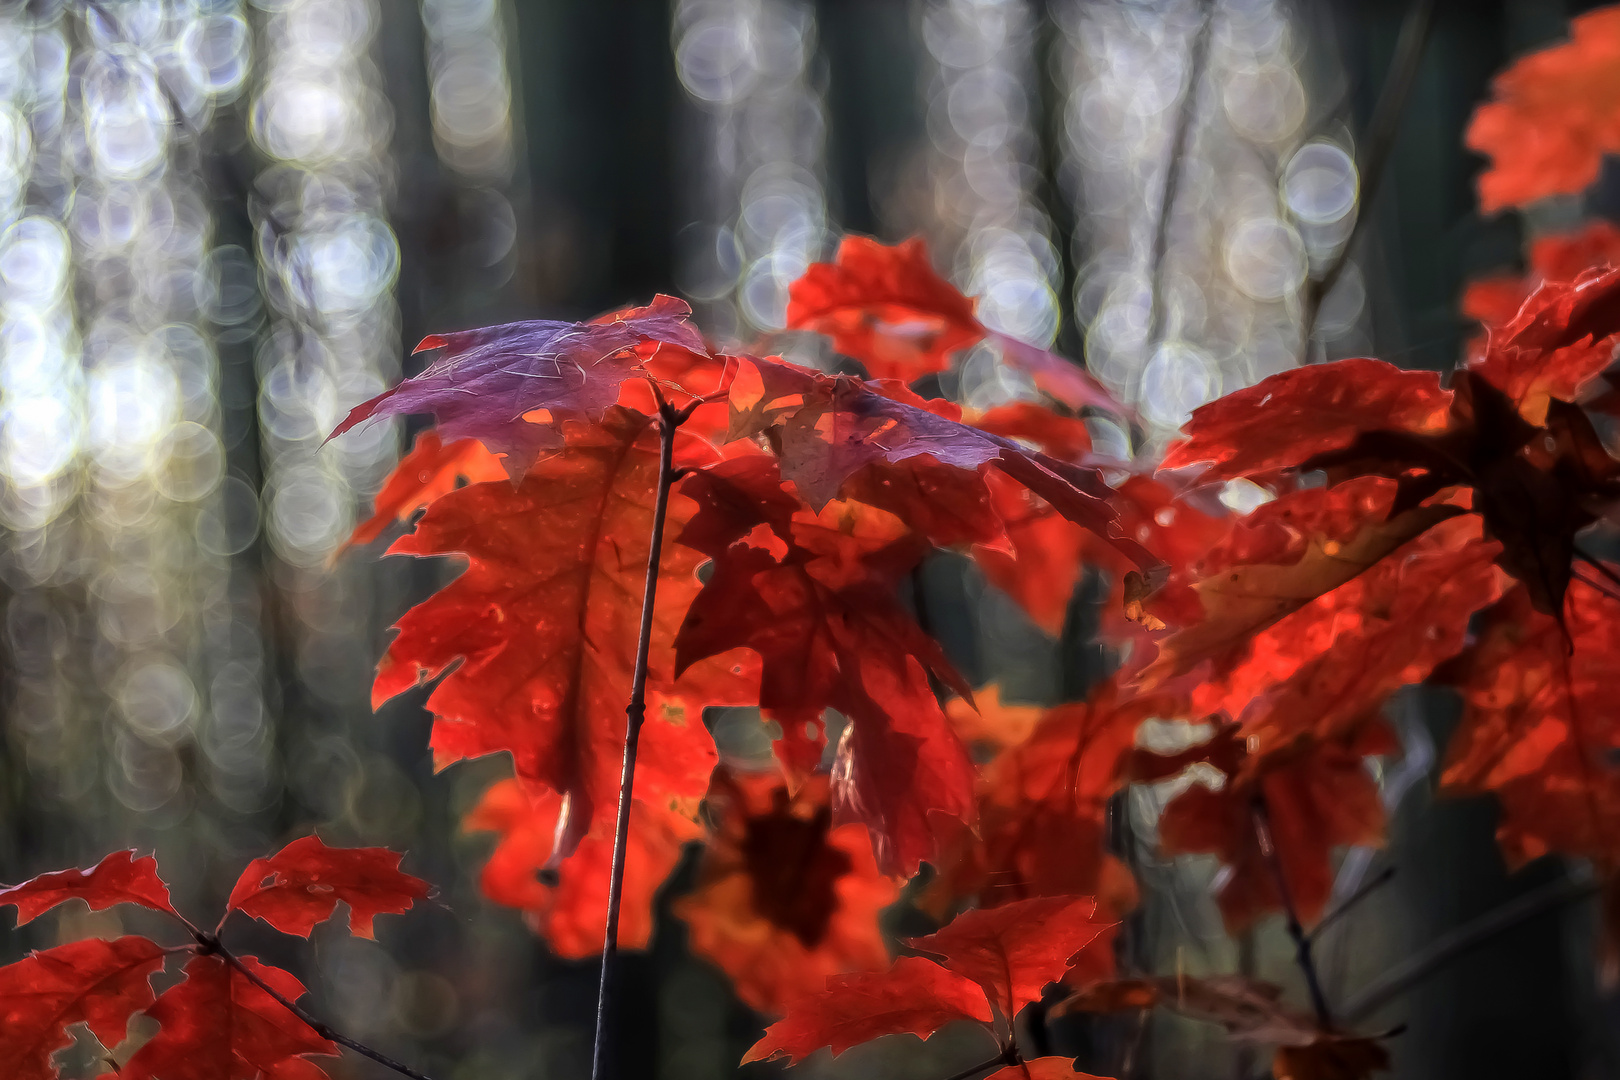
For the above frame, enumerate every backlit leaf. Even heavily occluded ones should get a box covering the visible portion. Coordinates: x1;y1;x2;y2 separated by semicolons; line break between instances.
224;836;429;940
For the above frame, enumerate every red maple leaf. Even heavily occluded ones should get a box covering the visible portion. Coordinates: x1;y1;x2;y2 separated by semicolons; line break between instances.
786;236;1121;411
1466;8;1620;212
463;777;697;957
1196;516;1505;757
907;895;1111;1021
744;894;1110;1064
786;236;982;382
672;768;896;1014
0;935;166;1080
1137;478;1473;689
1468;267;1620;425
222;835;430;940
1162;280;1620;621
329;294;707;477
372;407;754;862
741;955;992;1064
120;954;338;1080
674;455;978;875
1440;580;1620;870
0;850;177;925
727;356;1157;571
1159;359;1451;485
346;430;506;549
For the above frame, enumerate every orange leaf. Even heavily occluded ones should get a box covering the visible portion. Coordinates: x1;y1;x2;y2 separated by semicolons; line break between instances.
673;768;896;1014
1466;8;1620;212
347;430;505;549
988;1057;1112;1080
1138;478;1461;687
463;778;696;957
944;684;1044;753
786;236;982;382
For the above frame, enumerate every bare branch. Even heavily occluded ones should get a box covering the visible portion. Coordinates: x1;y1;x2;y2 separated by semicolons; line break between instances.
1311;866;1397;941
938;1045;1021;1080
1251;797;1334;1027
1302;0;1439;346
1343;871;1598;1023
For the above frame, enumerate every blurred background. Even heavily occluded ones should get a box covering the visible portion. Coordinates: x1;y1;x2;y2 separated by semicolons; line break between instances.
0;0;1612;1078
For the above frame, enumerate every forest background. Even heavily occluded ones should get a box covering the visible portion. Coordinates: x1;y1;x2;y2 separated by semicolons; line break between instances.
0;2;1614;1080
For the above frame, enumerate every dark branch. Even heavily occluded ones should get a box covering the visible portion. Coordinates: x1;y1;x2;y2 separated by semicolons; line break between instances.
1311;866;1397;941
196;933;435;1080
591;402;685;1080
1251;797;1333;1027
1146;0;1216;352
938;1044;1021;1080
1343;871;1598;1023
1302;0;1438;344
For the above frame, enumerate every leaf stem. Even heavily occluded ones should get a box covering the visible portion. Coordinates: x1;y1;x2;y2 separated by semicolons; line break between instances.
1301;0;1438;346
1250;797;1333;1027
195;933;434;1080
591;400;684;1080
1343;871;1598;1023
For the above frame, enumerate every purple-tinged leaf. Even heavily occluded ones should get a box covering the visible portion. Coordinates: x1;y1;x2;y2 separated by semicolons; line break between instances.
328;294;707;478
727;356;1160;571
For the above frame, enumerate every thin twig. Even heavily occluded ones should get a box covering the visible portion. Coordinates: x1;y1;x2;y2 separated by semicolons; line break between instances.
1575;545;1620;591
1311;866;1396;941
198;935;434;1080
1251;797;1333;1027
1343;872;1599;1023
591;400;684;1080
939;1045;1021;1080
1145;0;1216;352
1301;0;1438;345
